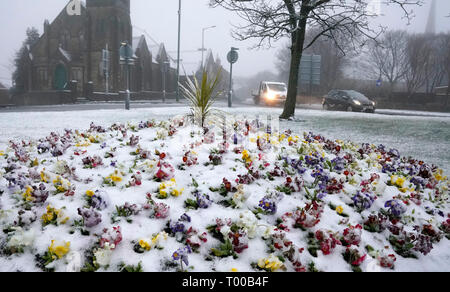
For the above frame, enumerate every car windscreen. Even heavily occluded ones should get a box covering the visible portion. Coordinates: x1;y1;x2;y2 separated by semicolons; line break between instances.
267;84;287;92
345;90;369;102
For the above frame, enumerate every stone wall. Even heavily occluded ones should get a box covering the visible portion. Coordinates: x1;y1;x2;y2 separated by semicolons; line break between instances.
0;89;11;106
12;90;75;106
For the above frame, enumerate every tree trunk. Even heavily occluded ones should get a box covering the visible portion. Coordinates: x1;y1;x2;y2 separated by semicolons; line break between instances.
280;46;302;119
280;7;308;120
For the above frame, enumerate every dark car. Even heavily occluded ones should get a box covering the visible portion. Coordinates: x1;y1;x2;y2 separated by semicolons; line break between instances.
322;90;376;113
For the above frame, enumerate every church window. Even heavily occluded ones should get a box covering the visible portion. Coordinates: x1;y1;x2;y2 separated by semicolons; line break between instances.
37;67;48;88
71;67;83;82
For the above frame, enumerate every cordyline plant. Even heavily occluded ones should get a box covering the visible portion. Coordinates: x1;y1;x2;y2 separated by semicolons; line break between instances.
179;69;223;128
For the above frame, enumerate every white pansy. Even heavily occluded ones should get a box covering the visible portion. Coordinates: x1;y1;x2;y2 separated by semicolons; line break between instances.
53;160;69;175
6;227;35;249
232;185;249;209
237;210;259;239
94;242;115;267
262;225;276;240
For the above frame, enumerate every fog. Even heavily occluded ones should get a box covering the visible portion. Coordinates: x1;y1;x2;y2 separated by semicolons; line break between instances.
0;0;449;87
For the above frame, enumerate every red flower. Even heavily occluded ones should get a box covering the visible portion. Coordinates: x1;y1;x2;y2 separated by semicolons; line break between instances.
351;254;366;266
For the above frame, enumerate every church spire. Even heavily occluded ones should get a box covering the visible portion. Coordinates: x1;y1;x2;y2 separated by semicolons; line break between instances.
425;0;437;35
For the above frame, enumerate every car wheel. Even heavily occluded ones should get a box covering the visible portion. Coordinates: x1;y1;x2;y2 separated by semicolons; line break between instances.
254;97;260;105
323;103;330;111
346;106;353;112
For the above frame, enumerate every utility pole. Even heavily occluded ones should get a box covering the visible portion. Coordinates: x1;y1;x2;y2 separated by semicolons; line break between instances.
103;44;110;94
176;0;181;102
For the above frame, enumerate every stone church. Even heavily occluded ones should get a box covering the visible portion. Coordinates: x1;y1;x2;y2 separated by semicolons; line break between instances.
25;0;178;95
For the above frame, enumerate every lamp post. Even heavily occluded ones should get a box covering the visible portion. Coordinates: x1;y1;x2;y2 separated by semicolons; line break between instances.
176;0;181;102
120;41;134;110
201;25;216;70
162;60;170;103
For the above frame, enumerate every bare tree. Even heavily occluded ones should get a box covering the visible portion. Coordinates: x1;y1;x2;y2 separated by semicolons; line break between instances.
422;34;448;94
209;0;422;119
363;30;409;95
437;33;450;104
276;27;350;93
404;34;428;96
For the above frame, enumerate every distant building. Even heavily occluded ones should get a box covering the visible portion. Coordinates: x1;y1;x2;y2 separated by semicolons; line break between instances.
22;0;176;95
0;82;5;89
425;0;437;35
196;50;230;94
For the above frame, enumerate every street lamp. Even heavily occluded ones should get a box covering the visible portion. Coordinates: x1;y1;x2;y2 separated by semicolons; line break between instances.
119;41;134;110
200;25;216;70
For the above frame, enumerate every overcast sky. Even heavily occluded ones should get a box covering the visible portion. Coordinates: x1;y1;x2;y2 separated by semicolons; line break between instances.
0;0;449;87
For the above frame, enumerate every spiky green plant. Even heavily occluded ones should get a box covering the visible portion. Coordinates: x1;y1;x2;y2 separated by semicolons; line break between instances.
179;69;223;128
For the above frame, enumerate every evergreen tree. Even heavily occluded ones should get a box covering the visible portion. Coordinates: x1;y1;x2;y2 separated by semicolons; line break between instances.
12;27;40;93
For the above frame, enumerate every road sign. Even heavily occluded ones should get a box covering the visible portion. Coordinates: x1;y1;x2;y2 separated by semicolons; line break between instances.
227;49;239;64
376;79;382;87
299;54;321;86
120;43;134;65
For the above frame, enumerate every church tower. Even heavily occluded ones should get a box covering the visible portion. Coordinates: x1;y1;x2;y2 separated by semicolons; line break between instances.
425;0;437;35
85;0;132;91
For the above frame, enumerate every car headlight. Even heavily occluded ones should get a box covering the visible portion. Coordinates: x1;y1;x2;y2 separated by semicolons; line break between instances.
266;91;276;100
353;100;361;106
372;101;376;106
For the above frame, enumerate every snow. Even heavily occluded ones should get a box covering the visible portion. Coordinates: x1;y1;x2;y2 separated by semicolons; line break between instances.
0;105;449;272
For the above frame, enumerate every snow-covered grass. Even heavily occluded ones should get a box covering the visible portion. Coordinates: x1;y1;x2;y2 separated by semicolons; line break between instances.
0;107;449;272
1;106;448;174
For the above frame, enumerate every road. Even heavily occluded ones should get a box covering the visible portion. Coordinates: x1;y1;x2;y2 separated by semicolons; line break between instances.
2;99;450;118
0;101;449;174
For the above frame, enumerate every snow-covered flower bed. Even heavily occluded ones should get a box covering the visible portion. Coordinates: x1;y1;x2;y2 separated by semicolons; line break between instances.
0;114;448;272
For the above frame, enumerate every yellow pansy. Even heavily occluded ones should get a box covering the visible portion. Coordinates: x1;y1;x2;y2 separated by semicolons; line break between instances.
53;176;71;193
242;150;252;163
336;205;344;215
75;139;91;147
106;170;123;183
139;239;151;251
48;240;70;259
42;205;69;225
23;186;34;202
390;175;405;188
158;179;181;198
151;232;168;248
86;190;95;197
159;189;168;198
434;169;447;182
0;150;4;156
231;268;238;272
171;188;184;197
257;254;284;272
40;171;49;183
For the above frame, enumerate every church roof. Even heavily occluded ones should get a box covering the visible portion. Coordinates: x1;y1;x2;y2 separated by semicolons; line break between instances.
132;35;145;53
